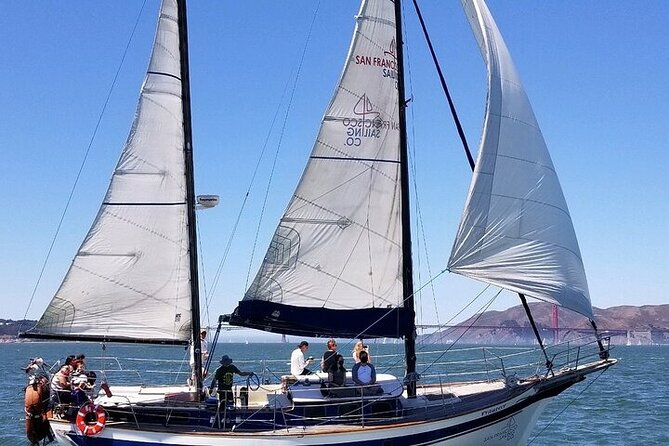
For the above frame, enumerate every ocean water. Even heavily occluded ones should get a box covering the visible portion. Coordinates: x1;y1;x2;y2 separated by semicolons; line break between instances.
2;342;666;445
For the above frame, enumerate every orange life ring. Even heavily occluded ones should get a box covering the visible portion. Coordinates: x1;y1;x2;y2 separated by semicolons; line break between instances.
75;403;106;436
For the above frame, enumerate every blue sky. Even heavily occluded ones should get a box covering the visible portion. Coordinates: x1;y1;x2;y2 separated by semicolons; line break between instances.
1;1;667;331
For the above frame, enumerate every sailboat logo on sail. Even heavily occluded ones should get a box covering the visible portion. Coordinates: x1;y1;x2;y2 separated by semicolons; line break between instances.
342;93;382;147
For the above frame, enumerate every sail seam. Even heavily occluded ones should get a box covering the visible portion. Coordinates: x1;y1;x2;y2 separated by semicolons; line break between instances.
355;15;395;29
147;70;181;82
469;189;572;220
455;229;585;265
291;195;401;248
487;152;557;176
70;264;186;306
314;139;399;183
100;209;186;245
291;258;397;309
310;155;399;164
489;111;542;135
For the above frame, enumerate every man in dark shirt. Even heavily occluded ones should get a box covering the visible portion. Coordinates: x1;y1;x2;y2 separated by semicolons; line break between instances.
321;338;338;372
209;355;253;405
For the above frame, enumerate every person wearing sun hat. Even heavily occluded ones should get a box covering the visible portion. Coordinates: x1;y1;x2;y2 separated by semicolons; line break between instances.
209;355;254;405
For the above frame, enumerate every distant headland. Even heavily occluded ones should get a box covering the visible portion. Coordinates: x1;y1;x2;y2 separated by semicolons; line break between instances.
421;303;669;345
5;303;668;345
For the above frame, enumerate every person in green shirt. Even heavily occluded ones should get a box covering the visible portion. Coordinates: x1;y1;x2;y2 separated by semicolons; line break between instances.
209;355;254;406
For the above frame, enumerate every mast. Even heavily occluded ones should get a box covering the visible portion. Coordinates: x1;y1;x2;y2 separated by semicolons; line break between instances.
394;0;417;398
176;0;203;396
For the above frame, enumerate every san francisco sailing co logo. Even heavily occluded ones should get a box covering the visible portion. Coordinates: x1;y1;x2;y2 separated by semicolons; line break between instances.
353;38;398;84
345;93;380;147
342;94;398;147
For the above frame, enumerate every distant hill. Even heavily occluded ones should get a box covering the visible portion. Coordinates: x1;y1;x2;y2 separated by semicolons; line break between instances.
421;303;669;345
0;319;36;338
4;305;669;345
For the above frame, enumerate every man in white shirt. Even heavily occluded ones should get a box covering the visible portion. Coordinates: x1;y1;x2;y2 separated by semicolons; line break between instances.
290;341;314;376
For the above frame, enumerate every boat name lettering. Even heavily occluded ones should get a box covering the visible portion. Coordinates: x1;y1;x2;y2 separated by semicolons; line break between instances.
481;404;506;417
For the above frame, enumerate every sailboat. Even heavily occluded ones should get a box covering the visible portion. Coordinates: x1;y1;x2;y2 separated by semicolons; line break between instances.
20;0;616;445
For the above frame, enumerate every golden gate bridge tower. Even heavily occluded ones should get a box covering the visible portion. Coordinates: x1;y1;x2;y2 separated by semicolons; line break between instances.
552;304;559;344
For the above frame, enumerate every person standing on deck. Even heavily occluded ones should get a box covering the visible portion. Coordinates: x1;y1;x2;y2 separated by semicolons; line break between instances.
209;355;253;406
189;329;209;385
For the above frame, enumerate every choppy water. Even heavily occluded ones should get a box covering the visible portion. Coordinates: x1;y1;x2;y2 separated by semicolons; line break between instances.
2;342;666;445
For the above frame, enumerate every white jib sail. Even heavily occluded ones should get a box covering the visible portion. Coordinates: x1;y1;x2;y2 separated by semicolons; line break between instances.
449;0;594;319
244;0;404;311
30;0;192;342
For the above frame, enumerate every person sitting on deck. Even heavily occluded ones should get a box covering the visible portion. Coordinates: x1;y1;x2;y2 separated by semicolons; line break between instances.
352;351;381;395
49;355;75;408
70;371;94;407
321;338;338;372
328;354;346;387
209;355;254;406
290;341;314;376
323;354;355;398
352;341;371;364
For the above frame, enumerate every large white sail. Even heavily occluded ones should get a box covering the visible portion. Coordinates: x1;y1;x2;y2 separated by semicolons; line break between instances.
449;0;593;319
26;0;192;342
232;0;408;337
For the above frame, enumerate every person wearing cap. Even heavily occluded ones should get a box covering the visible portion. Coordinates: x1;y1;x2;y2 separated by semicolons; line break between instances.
290;341;314;376
209;355;253;406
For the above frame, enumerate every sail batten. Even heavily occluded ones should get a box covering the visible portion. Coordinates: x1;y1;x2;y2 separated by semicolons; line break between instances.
231;0;408;338
449;0;593;319
23;0;192;343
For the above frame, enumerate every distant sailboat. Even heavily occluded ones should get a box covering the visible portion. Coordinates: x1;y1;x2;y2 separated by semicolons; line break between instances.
21;0;615;445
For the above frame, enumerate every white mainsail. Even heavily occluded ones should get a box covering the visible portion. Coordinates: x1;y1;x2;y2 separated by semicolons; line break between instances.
449;0;593;319
238;0;406;336
27;0;192;342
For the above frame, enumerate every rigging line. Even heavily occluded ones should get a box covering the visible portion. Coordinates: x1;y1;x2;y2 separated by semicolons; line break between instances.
412;0;474;170
351;267;450;343
417;283;492;343
419;289;502;377
196;217;211;329
204;28;308;307
528;367;609;445
244;1;323;292
402;26;427;329
377;287;500;377
19;0;150;332
406;139;443;332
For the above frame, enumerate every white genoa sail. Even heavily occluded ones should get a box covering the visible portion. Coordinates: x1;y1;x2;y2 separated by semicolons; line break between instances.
232;0;410;338
449;0;593;319
25;0;192;343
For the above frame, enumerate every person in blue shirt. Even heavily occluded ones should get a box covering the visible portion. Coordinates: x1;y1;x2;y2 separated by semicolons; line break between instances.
352;350;376;387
